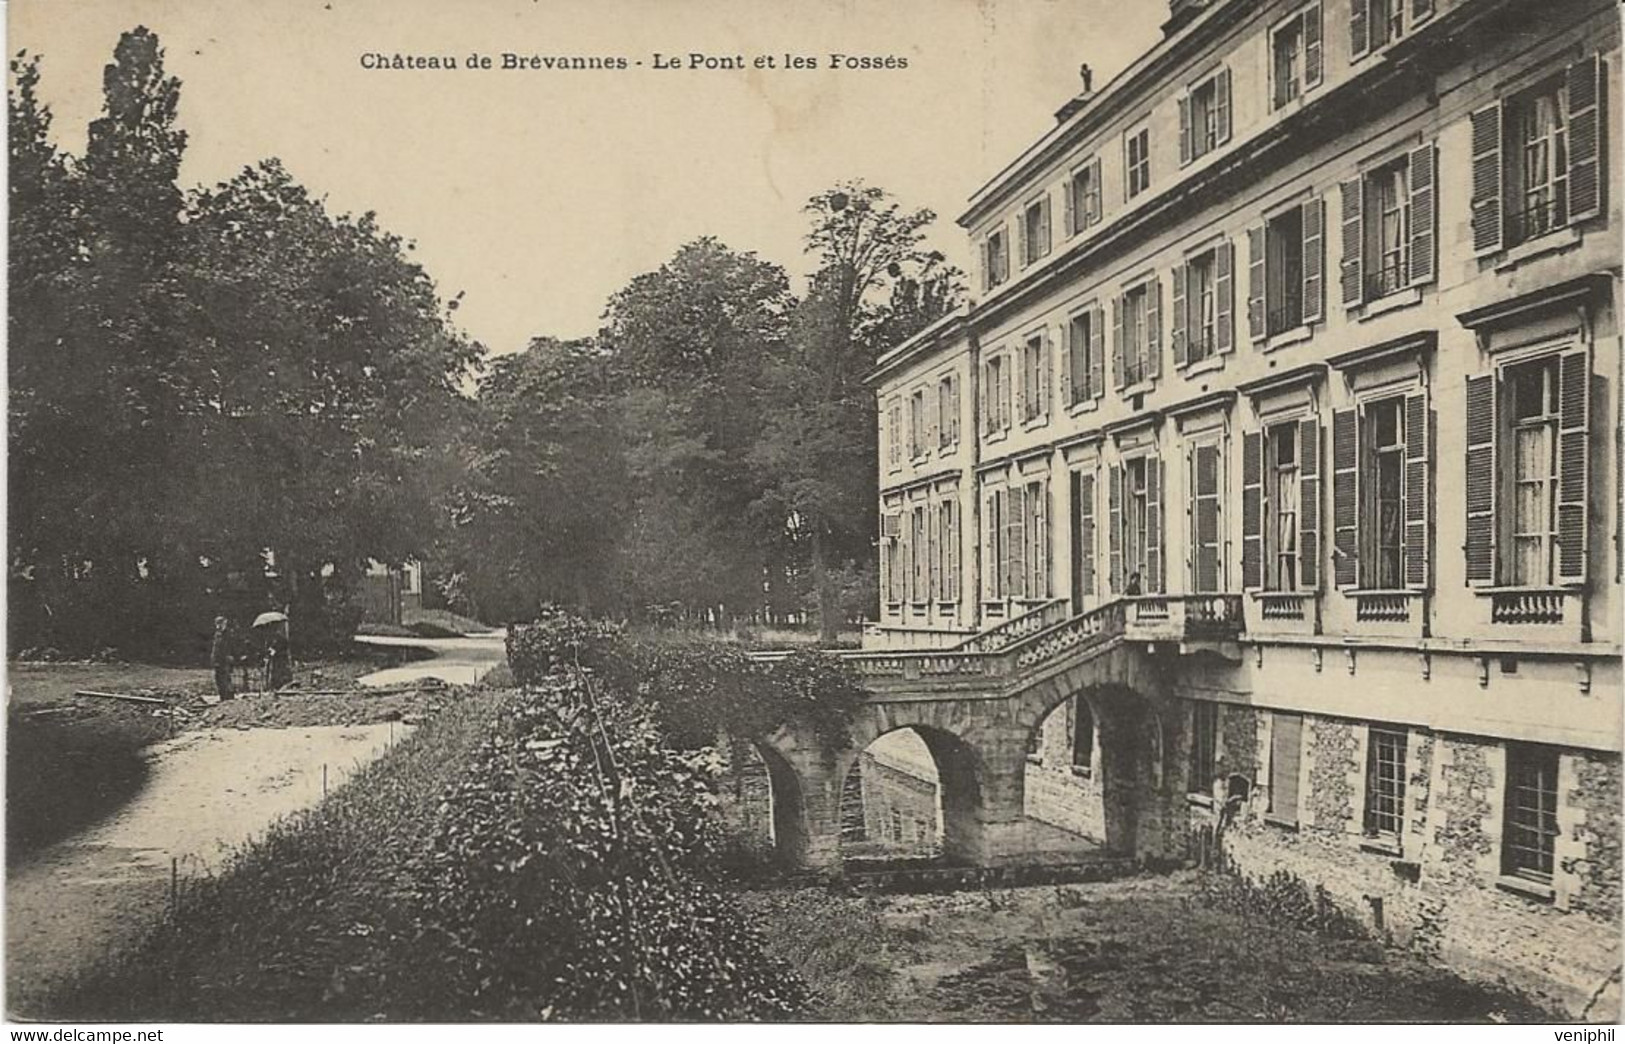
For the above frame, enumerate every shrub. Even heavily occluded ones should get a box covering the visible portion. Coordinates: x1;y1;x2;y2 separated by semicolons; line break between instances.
506;606;626;684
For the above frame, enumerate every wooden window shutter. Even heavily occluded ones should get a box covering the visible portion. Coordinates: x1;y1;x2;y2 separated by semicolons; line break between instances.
1302;198;1326;325
1332;407;1360;588
1179;95;1192;167
1464;373;1498;586
1088;158;1103;225
1008;484;1027;599
1147;458;1165;593
1112;296;1126;390
1350;0;1370;58
1014;348;1028;422
1557;347;1592;585
1145;277;1163;380
928;498;942;599
1247;225;1266;342
1270;713;1303;824
925;390;939;453
1195;443;1221;592
901;509;914;602
1060;319;1073;406
1215;240;1235;354
1411;0;1434;23
1064;173;1077;238
1090;304;1106;400
1216;67;1233;145
1242;429;1265;590
1304;4;1324;88
1001;359;1013;430
979;237;991;293
1041;331;1053;417
1039;195;1053;257
1108;465;1124;594
950;376;961;443
1469;103;1503;255
1339;177;1365;307
1402;393;1431;590
982;362;995;435
1171;262;1189;369
1039;480;1052;598
948;500;959;600
984;492;998;600
1567;55;1604;224
1017;210;1030;270
879;519;891;602
1299;417;1322;591
1407;142;1437;287
1078;472;1097;599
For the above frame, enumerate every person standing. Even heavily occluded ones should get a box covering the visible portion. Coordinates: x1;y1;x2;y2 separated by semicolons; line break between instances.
210;616;234;701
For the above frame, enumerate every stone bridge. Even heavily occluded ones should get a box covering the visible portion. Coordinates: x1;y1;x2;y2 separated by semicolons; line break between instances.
753;596;1246;869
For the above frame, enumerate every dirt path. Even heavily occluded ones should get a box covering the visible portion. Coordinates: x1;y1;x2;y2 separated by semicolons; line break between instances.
5;723;405;1018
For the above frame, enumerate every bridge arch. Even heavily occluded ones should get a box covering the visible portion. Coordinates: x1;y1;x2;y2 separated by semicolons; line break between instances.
835;723;986;866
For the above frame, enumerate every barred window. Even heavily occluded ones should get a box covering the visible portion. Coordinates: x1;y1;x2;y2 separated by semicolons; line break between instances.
1503;744;1559;881
1363;726;1407;839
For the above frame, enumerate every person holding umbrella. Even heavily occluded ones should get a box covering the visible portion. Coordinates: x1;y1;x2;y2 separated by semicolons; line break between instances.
253;610;292;690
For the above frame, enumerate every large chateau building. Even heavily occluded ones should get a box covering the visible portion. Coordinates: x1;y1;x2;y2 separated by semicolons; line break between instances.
865;0;1621;1014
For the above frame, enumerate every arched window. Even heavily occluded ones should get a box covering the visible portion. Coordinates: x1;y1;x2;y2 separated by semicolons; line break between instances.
1071;695;1095;776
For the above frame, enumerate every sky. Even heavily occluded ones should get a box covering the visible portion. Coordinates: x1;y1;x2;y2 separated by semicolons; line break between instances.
10;0;1164;358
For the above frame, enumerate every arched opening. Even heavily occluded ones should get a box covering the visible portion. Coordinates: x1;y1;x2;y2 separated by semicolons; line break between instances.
1023;692;1108;859
718;741;808;868
836;726;984;867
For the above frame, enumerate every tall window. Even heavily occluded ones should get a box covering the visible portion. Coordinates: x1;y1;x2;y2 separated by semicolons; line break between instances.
1503;743;1559;882
1117;281;1160;388
1266;207;1305;334
1509;357;1561;586
1067;158;1102;236
984;227;1010;290
909;388;927;459
985;490;1005;601
883;513;904;606
1021;333;1048;423
1507;78;1569;246
984;355;1011;435
1067;310;1094;405
1189;701;1217;797
1190;442;1222;593
1182;69;1231;164
1366;160;1410;299
887;399;902;468
937;498;959;603
1368;398;1406;589
1268;712;1303;825
1020;479;1051;600
1187;251;1217;362
910;505;928;602
937;374;959;450
1022;194;1052;266
1267;422;1299;590
1125;127;1151;199
1274;15;1302;108
1071;696;1095;776
1363;726;1407;841
1332;394;1429;592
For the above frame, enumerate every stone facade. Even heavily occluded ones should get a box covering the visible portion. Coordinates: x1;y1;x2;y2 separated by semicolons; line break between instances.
1024;695;1107;839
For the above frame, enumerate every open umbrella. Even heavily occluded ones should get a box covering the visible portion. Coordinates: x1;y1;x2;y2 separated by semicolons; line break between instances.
252;611;288;628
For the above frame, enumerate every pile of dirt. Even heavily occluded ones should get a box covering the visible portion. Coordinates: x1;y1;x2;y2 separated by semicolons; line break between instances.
191;685;465;729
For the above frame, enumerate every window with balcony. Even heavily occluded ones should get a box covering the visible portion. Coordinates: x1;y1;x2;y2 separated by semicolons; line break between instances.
1189;440;1224;593
1331;393;1430;591
1109;455;1164;595
1363;726;1407;845
1021;193;1052;267
1271;4;1322;111
937;374;959;450
1125;126;1151;199
1020;332;1050;424
1174;243;1234;367
1502;743;1559;885
1065;157;1103;237
982;226;1010;291
1244;418;1321;593
1063;307;1104;407
1113;278;1162;391
1465;347;1591;590
982;354;1012;435
1470;56;1603;257
1180;68;1231;166
1248;199;1326;343
1339;143;1435;307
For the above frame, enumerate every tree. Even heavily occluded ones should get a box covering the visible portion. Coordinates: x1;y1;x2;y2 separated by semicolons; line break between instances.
754;182;964;640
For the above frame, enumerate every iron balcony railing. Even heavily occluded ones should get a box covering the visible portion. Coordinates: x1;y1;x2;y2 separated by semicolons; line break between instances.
1505;195;1569;248
1267;296;1304;337
1364;259;1409;301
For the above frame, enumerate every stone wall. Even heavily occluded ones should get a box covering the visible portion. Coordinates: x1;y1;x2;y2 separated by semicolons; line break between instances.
1214;709;1622;1020
854;750;941;859
1024;694;1106;840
